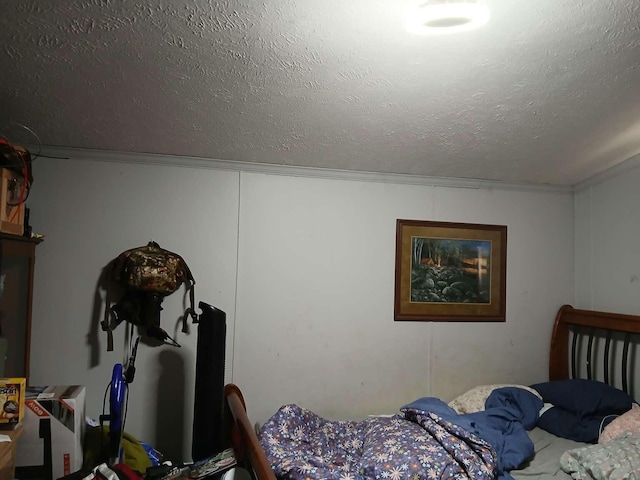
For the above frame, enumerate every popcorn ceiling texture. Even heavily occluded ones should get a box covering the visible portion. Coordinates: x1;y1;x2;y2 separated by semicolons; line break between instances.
2;0;640;185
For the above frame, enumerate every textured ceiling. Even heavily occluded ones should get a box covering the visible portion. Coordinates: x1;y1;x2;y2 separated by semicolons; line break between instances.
2;0;640;186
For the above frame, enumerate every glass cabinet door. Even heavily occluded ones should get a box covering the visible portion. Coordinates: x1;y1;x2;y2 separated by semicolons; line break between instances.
0;234;38;381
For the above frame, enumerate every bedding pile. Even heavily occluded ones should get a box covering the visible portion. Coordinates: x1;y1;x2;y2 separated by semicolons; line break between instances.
259;387;542;480
260;404;495;480
545;384;640;480
560;432;640;480
259;380;640;480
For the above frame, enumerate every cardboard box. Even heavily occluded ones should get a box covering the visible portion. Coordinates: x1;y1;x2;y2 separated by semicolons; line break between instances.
0;377;25;426
16;385;86;480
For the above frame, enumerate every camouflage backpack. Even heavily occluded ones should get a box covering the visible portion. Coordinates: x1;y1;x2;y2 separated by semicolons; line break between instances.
102;241;197;350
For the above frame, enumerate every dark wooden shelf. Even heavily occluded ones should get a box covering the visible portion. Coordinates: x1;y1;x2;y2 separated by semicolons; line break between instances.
0;235;39;382
0;233;42;245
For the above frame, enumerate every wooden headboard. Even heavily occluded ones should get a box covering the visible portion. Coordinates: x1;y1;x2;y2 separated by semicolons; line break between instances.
549;304;640;394
223;304;640;480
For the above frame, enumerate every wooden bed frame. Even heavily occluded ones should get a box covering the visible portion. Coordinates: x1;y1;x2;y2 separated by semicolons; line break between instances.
223;383;277;480
223;304;640;480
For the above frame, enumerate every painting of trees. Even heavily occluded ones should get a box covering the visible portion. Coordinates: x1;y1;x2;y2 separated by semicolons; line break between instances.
410;236;491;304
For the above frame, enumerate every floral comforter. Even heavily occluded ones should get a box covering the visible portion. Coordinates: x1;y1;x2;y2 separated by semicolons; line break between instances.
259;404;496;480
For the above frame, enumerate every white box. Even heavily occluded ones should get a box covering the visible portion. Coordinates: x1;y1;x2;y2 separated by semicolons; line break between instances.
16;385;86;480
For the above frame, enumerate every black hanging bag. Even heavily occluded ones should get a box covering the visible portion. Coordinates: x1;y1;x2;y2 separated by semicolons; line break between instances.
102;241;197;351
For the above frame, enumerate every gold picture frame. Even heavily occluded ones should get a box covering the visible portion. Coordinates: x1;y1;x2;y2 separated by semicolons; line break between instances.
394;219;507;322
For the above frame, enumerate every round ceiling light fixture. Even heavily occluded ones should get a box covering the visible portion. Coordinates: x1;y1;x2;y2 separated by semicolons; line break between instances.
405;0;490;35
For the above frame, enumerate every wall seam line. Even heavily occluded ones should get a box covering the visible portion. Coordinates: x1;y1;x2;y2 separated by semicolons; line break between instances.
230;171;242;381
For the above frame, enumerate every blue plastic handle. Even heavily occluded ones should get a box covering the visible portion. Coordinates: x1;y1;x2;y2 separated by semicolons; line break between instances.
109;363;126;463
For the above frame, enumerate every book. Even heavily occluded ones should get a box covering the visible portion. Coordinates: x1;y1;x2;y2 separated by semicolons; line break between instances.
188;448;237;479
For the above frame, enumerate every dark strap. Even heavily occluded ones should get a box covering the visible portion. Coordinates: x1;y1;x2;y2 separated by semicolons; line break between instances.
182;281;197;333
102;259;118;352
177;252;197;332
101;305;114;352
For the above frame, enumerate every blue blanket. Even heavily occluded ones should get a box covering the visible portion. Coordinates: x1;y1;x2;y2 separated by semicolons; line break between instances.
402;387;543;480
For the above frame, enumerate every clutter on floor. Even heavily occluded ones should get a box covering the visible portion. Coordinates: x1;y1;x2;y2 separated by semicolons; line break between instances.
6;287;228;480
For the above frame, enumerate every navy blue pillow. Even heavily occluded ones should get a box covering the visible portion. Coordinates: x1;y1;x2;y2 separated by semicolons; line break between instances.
530;379;634;417
536;407;613;443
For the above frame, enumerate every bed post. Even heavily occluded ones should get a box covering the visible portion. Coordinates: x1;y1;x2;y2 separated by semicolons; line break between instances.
549;305;573;381
224;384;277;480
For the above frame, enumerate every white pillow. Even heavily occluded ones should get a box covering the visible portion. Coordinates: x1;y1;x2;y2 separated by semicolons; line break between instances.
448;384;543;414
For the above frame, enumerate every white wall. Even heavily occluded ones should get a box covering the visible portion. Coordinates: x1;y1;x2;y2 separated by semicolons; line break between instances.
234;174;574;424
27;153;574;462
574;160;640;313
28;158;240;462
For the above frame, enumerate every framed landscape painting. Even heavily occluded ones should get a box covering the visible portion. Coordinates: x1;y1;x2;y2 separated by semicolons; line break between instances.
394;220;507;322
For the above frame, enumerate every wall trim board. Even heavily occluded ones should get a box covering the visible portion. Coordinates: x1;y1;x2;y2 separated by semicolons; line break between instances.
574;153;640;192
37;145;573;194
